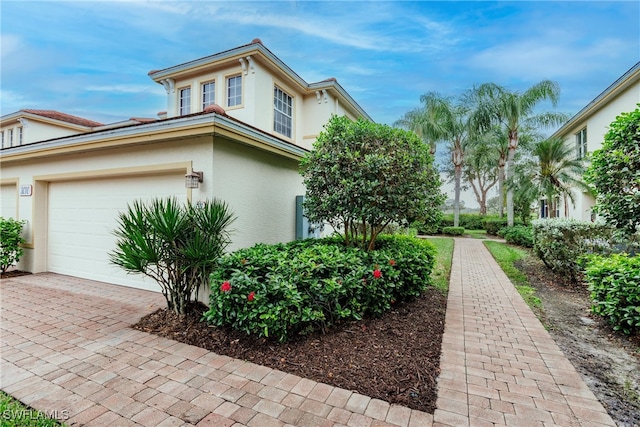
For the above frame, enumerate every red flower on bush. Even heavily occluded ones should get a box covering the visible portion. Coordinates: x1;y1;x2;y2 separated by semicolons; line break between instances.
389;259;396;266
247;292;255;301
220;281;232;292
373;269;382;279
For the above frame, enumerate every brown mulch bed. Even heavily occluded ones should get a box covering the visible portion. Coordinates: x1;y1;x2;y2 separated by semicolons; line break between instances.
133;287;447;413
0;270;32;279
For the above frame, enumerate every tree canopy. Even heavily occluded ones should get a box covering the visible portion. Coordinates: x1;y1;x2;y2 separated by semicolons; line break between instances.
300;115;444;250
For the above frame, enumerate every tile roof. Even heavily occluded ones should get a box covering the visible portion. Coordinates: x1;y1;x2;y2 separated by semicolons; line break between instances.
22;109;104;127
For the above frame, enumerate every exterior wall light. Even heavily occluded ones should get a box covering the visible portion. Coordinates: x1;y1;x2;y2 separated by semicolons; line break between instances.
185;171;203;188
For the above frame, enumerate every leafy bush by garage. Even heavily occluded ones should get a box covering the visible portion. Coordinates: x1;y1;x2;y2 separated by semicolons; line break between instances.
499;225;533;248
204;235;436;342
532;218;614;282
0;217;26;273
585;253;640;335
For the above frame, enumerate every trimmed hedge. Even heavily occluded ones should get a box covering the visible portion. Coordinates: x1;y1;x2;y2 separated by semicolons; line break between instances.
586;253;640;335
499;225;533;248
204;235;436;341
442;226;465;236
532;218;614;282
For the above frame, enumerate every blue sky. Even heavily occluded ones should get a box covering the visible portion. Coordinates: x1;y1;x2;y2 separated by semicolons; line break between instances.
1;0;638;129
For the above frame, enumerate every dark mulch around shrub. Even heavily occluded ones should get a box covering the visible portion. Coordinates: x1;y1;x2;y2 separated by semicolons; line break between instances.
133;287;447;413
0;270;31;279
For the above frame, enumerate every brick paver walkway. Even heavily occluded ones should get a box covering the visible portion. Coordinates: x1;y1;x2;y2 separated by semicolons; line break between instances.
0;238;617;426
435;238;615;427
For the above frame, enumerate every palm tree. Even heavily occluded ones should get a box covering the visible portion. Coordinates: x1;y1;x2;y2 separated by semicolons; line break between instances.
511;137;590;219
473;80;568;226
394;91;449;155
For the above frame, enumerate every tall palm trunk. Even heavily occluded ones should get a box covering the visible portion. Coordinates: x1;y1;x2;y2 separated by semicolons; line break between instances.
453;141;463;227
506;130;518;227
497;155;506;218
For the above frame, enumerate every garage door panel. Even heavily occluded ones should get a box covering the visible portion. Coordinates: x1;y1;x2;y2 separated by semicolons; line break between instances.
1;184;18;219
48;174;186;291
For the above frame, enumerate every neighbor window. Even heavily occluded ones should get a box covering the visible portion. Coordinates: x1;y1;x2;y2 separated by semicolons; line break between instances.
576;127;587;159
226;75;242;107
179;87;191;116
274;86;293;138
540;197;560;218
202;81;215;109
17;126;23;145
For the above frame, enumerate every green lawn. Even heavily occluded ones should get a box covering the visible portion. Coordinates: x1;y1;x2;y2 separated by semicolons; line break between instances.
484;240;542;311
426;237;454;293
0;391;65;426
465;229;489;239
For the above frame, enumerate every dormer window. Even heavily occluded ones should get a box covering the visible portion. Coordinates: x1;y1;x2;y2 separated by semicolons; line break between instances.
179;87;191;116
227;75;242;107
274;86;292;138
202;81;215;110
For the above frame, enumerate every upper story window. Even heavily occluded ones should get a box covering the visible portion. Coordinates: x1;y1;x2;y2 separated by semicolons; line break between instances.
179;87;191;116
8;129;13;147
576;127;587;159
1;131;4;148
274;86;293;138
202;81;215;110
227;75;242;107
18;126;23;145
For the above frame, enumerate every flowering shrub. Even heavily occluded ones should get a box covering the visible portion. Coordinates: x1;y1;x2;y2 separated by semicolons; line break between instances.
204;235;436;341
532;218;614;282
585;253;640;335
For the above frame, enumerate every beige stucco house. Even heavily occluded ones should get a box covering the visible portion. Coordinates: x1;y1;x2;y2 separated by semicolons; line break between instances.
0;39;370;293
545;61;640;220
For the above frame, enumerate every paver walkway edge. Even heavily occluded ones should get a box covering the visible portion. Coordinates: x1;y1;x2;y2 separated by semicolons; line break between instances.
1;237;617;426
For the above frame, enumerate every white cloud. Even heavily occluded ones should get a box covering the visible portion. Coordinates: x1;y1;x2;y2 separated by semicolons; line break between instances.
468;35;631;82
85;84;158;94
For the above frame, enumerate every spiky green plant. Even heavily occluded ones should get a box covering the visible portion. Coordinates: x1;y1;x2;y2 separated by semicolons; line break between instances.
110;197;235;315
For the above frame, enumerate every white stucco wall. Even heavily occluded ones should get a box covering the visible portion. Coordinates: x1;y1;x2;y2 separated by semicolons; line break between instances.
1;134;304;278
561;81;639;221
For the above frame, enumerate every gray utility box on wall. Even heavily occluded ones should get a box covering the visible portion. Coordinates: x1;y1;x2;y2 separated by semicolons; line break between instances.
295;195;323;240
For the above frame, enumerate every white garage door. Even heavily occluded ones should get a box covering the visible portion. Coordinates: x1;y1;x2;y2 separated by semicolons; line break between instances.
1;184;18;219
48;174;187;291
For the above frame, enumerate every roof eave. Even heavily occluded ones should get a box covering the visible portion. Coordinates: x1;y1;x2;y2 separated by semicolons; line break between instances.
551;61;640;138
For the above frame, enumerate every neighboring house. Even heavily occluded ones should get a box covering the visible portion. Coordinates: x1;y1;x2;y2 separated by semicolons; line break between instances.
545;61;640;221
0;39;370;295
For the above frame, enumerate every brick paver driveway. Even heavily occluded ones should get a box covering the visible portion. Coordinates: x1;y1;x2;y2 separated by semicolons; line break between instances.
1;273;429;426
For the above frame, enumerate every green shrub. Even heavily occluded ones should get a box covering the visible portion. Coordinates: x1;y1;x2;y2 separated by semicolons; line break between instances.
301;115;444;250
499;225;533;248
204;235;436;341
532;218;614;282
457;214;489;230
442;226;465;236
0;217;26;273
483;218;508;235
586;253;640;335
